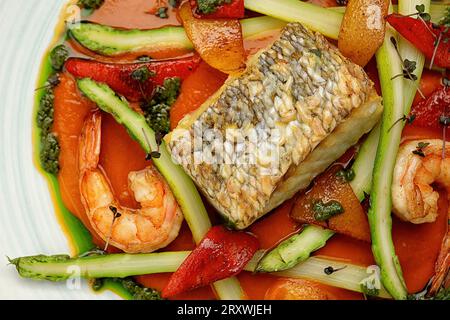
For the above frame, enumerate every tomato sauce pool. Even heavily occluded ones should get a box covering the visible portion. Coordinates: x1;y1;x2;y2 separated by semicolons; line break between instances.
51;0;448;300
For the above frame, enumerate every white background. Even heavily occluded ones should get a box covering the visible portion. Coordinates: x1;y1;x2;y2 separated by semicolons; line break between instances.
0;0;116;299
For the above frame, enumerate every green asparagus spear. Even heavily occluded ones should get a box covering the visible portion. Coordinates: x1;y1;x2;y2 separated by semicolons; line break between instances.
256;226;334;272
9;251;188;281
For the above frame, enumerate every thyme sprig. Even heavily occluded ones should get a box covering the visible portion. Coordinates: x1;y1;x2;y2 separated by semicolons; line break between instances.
130;66;156;102
35;74;60;91
147;0;170;19
131;66;155;82
406;4;431;22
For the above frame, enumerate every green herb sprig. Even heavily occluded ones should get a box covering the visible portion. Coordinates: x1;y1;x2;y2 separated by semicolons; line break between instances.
92;277;162;300
336;168;355;182
412;141;430;157
312;200;344;221
49;45;69;71
77;0;105;10
388;114;416;132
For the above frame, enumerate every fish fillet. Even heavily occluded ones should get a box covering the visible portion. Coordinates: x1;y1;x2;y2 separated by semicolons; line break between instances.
166;23;382;229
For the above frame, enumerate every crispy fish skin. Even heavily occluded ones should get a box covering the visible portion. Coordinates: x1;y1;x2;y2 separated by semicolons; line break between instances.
167;23;382;229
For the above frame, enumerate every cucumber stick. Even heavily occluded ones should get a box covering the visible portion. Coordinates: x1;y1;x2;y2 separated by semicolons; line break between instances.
76;79;244;300
10;250;390;298
69;16;286;56
256;226;334;272
244;0;343;40
369;7;408;299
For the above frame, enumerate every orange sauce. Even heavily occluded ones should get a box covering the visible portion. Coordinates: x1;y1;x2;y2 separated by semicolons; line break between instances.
393;190;448;293
249;199;299;250
89;0;181;29
53;74;95;226
51;0;448;300
170;61;228;129
244;30;281;57
402;124;447;143
99;114;148;209
263;278;361;300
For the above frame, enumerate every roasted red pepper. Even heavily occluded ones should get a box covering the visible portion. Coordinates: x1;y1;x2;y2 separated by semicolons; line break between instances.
162;225;259;298
411;85;450;130
65;55;201;101
386;14;450;69
190;0;245;19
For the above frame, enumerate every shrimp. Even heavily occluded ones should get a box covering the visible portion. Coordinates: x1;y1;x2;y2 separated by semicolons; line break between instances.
392;139;450;224
428;233;449;296
78;111;183;253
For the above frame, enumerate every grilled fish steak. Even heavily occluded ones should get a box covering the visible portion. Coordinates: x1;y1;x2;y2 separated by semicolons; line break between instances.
166;23;382;229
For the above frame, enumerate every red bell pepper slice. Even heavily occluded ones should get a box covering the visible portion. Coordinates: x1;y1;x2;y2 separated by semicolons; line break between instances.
65;55;201;102
162;225;259;298
190;0;245;19
386;14;450;69
410;85;450;130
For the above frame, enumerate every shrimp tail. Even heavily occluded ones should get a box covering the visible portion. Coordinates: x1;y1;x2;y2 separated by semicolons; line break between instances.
79;110;102;174
428;227;450;296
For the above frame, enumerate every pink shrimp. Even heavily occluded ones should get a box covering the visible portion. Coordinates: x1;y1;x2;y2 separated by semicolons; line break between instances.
78;111;183;253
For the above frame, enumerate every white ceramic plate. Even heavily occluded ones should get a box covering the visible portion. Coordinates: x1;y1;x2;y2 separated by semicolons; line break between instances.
0;0;117;300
